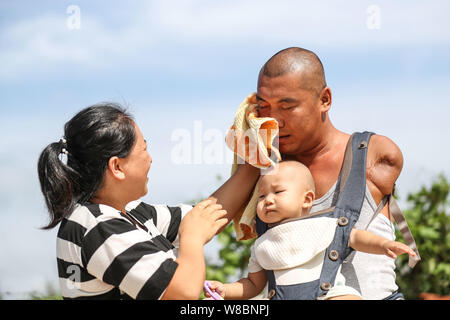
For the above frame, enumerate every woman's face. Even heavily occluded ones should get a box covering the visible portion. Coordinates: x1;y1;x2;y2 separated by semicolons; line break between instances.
121;123;152;200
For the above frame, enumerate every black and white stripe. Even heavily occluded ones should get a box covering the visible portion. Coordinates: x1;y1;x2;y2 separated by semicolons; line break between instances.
56;201;192;299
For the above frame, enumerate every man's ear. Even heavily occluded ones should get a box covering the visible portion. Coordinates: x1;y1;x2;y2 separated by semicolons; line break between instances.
302;190;315;210
107;156;126;180
319;86;332;113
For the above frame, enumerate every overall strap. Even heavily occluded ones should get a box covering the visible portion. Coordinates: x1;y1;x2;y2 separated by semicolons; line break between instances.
255;213;268;237
316;131;374;298
335;131;374;213
366;187;421;268
388;193;421;268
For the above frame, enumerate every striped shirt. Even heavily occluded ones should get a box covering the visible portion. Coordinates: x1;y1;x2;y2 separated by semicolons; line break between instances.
56;200;193;299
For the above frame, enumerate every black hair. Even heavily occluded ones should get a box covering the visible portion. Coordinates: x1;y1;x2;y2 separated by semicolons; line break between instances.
37;102;136;229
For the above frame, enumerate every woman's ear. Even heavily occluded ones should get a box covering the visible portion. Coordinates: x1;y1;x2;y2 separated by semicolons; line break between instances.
107;156;126;180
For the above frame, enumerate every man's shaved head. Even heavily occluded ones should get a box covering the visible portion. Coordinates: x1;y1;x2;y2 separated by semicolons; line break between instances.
259;47;327;95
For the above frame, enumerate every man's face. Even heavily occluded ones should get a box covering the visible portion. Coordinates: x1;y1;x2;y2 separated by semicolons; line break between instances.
256;72;323;156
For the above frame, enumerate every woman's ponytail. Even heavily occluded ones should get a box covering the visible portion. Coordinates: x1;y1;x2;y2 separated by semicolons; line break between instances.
38;141;80;229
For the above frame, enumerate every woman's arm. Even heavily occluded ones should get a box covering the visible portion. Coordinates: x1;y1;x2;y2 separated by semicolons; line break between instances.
208;163;260;232
161;235;206;299
349;229;416;259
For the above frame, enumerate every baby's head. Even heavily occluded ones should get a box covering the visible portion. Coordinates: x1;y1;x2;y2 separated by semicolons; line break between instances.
256;160;315;224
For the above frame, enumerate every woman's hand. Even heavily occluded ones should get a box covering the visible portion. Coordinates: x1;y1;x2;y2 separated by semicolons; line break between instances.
178;198;228;245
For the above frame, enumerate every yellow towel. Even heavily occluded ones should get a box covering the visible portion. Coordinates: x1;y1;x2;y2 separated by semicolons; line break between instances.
225;93;281;240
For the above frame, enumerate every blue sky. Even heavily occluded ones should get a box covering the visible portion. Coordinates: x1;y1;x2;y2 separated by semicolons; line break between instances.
0;0;449;298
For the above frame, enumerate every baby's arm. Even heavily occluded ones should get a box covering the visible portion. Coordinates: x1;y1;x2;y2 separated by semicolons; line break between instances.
205;270;267;300
349;229;416;259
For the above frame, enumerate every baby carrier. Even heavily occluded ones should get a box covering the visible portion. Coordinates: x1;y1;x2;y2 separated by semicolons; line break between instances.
255;131;421;300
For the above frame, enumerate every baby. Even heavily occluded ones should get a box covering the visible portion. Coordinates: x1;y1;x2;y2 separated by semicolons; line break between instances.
205;160;416;300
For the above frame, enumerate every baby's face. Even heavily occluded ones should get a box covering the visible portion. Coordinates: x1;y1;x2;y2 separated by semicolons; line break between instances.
256;163;314;224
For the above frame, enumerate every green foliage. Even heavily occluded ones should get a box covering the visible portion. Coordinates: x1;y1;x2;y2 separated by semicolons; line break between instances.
395;174;450;299
206;223;255;283
28;282;62;300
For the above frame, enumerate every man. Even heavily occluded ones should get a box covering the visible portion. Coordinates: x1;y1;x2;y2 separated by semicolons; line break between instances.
255;47;404;299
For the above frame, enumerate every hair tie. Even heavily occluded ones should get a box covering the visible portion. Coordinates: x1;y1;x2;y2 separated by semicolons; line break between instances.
59;138;69;155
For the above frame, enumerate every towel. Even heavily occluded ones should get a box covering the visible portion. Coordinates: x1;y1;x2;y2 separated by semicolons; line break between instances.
225;93;281;240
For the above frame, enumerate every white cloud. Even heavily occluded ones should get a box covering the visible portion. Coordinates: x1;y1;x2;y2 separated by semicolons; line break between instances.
0;10;155;80
1;1;449;80
150;0;450;45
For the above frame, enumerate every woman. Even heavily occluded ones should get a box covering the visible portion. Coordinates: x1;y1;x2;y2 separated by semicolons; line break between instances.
38;103;259;299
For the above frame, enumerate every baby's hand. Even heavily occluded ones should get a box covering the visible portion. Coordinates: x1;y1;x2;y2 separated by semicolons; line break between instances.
204;280;226;299
383;240;416;259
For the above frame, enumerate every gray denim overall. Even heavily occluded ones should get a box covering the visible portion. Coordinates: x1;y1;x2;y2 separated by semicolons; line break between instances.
256;132;377;299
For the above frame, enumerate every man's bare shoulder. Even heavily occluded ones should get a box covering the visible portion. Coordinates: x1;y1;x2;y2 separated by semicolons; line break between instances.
366;134;404;196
